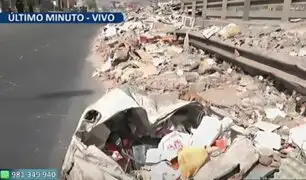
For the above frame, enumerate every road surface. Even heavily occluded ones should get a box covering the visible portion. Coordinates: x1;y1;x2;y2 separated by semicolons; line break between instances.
0;24;103;169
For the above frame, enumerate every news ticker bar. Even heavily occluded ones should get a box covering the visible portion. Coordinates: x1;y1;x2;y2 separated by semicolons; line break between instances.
0;12;125;23
0;169;57;180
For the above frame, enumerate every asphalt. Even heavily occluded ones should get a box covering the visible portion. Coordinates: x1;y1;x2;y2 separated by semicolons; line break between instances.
0;24;104;169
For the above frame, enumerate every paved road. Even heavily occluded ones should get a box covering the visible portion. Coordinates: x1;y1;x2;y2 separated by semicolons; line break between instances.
0;24;103;169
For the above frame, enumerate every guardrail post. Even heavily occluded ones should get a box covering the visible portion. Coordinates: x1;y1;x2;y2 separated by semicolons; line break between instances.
202;0;207;19
243;0;250;21
221;0;227;19
282;0;292;21
192;0;196;17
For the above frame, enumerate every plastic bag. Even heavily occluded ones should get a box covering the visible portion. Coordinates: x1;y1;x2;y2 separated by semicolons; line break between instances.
178;147;208;180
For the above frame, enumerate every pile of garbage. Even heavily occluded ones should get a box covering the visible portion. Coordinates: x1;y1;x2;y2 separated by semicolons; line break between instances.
61;84;306;180
62;3;306;180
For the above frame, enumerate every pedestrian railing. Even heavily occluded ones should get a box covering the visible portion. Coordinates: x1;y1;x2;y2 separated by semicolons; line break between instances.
180;0;306;21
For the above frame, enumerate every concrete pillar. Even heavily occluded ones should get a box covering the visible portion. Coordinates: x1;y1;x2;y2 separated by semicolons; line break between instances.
202;0;207;18
180;1;184;12
243;0;251;21
221;0;227;19
191;0;196;17
282;0;292;21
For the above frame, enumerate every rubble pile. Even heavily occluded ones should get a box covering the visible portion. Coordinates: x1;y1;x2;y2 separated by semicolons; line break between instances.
202;22;306;57
83;3;306;180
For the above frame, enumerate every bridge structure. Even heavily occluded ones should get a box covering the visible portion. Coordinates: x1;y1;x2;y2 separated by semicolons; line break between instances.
179;0;306;22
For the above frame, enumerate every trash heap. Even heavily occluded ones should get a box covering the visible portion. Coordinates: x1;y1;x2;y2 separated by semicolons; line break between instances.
63;3;306;180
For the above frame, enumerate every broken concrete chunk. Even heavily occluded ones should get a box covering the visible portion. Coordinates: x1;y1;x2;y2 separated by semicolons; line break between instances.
257;147;274;157
112;47;130;66
289;51;298;56
152;57;166;67
197;59;215;75
181;59;200;72
199;87;242;107
202;25;221;39
149;71;188;91
209;106;232;119
231;125;247;136
239;76;254;87
244;164;277;179
194;138;259;180
121;68;143;82
188;80;210;93
184;72;199;82
269;161;281;168
191;116;222;148
298;47;306;56
220;117;234;131
167;46;183;54
254;131;281;150
135;49;154;62
259;155;273;166
272;152;281;162
264;107;286;120
103;26;117;38
148;92;179;106
253;121;280;132
279;126;290;137
290;124;306;153
140;64;159;78
106;39;119;47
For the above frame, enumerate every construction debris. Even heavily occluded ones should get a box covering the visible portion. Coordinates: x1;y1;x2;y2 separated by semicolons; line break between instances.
199;21;306;58
62;2;306;180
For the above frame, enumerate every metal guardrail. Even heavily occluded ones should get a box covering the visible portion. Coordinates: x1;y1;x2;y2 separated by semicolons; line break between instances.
175;30;306;95
180;0;306;21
